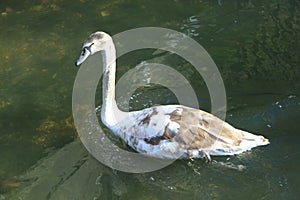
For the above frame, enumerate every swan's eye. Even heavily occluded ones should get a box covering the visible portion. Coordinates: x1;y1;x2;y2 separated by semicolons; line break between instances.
86;43;94;53
81;43;94;56
81;48;86;56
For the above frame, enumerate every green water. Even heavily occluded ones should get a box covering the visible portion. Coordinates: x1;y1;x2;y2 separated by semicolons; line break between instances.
1;0;300;199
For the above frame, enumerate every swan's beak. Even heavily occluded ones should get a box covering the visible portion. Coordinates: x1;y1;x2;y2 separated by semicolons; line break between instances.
75;48;91;67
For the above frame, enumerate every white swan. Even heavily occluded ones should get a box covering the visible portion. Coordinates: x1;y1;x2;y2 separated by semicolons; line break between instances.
75;31;269;161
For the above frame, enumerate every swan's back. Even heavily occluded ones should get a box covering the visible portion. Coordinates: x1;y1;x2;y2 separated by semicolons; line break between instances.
110;105;269;160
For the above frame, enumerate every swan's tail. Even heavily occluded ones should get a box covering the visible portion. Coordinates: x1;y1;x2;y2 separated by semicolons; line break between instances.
207;130;269;156
239;131;269;149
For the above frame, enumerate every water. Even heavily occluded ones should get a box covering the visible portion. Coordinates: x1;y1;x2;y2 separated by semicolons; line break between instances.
1;0;300;199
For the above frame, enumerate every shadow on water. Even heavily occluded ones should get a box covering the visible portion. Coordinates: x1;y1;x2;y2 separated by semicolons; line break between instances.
3;93;300;199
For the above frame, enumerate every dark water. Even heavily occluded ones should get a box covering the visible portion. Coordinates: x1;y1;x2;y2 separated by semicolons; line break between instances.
0;0;300;199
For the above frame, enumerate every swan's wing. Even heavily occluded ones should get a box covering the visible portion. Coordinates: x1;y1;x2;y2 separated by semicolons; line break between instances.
162;105;269;156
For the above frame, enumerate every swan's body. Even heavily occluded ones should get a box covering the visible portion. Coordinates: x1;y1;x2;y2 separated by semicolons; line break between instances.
75;31;269;160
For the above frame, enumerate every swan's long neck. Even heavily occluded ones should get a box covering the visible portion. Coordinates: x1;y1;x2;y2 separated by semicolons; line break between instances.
100;37;122;127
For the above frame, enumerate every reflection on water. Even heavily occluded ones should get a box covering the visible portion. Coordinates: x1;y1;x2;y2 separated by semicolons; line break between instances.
180;16;201;37
0;0;300;199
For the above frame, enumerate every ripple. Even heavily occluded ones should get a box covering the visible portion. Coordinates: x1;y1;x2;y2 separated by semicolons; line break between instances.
180;16;201;37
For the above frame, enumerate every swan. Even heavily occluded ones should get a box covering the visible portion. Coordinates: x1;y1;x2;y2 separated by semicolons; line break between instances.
75;31;269;161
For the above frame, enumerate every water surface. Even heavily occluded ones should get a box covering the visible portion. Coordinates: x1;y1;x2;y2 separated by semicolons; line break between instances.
0;0;299;199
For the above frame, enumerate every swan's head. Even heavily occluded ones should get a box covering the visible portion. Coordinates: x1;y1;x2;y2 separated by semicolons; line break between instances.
75;31;110;67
